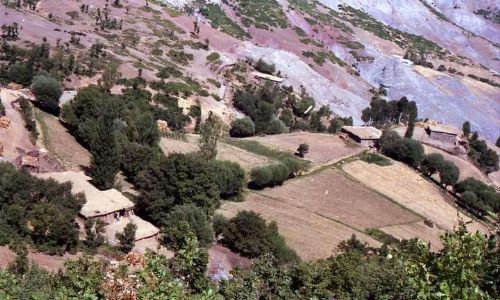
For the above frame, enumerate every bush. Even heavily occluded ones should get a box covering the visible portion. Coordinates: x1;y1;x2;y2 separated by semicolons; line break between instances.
7;62;32;86
210;160;245;200
251;163;290;189
221;211;298;263
230;117;255;137
360;152;391;166
255;59;275;74
455;178;500;214
31;74;63;114
162;204;214;248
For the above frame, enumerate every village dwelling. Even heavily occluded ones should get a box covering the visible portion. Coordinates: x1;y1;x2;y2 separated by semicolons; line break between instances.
252;71;284;83
341;126;382;147
425;124;460;145
36;172;160;247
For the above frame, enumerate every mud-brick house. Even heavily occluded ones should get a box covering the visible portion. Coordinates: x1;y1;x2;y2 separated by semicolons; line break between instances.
341;126;382;147
36;172;159;246
425;124;460;145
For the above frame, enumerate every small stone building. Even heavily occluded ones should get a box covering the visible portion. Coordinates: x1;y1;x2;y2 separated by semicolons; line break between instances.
341;126;382;147
425;124;460;145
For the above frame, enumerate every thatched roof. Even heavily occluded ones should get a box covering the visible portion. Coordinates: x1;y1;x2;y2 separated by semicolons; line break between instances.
36;172;134;218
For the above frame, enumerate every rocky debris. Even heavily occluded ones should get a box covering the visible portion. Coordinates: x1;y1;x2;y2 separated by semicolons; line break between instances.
0;116;11;129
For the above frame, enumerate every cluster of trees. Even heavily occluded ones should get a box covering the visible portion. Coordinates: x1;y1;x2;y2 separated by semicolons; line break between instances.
217;211;299;264
0;163;83;254
1;223;498;299
455;178;500;217
380;131;500;217
250;158;301;189
230;83;354;138
468;132;499;174
361;96;418;134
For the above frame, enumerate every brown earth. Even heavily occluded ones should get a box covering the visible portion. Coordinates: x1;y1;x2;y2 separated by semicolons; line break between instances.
342;160;490;234
218;193;381;261
0;246;80;272
259;168;420;230
208;244;252;279
159;135;272;171
245;132;365;168
34;108;91;171
379;221;444;251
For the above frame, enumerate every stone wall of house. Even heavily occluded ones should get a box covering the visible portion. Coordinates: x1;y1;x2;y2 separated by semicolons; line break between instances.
429;131;457;144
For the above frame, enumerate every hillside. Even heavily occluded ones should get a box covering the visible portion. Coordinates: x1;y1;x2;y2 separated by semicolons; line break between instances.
0;1;499;299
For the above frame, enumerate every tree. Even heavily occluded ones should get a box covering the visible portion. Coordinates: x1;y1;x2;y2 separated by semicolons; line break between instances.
420;153;444;176
135;153;220;224
99;63;120;92
296;143;309;158
439;160;460;187
210;160;245;200
116;222;136;253
463;121;471;138
221;211;298;263
380;131;424;168
229;117;255;137
31;74;62;114
162;204;214;248
199;112;223;160
84;219;106;250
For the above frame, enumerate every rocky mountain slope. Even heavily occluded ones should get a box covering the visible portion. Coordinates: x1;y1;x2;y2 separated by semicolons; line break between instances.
1;0;498;140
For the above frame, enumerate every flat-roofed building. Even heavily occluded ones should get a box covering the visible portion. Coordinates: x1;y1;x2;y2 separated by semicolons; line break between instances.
341;126;382;147
426;124;460;145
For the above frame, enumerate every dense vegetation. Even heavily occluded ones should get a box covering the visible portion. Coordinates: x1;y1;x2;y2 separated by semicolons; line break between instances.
198;1;250;39
361;96;418;129
0;223;498;299
218;211;299;264
468;133;499;174
0;163;83;254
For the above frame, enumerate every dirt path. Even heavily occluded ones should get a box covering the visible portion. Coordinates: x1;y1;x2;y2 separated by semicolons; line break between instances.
0;88;36;160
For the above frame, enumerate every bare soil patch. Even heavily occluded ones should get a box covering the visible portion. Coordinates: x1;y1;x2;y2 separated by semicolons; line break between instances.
218;193;381;261
0;246;79;272
245;132;365;167
159;135;272;171
342;160;489;234
35;109;91;171
208;244;252;279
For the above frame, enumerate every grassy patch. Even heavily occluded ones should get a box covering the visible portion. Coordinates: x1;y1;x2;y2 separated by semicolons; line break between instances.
360;152;392;166
198;3;251;39
224;138;309;171
227;0;288;30
365;228;400;245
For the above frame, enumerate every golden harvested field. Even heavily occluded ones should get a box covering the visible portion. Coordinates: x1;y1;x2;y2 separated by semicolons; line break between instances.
159;135;272;171
219;193;381;261
245;132;365;167
260;168;420;230
342;160;489;233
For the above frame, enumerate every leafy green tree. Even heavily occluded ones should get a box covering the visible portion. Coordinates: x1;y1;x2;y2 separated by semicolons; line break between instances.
420;153;444;176
438;160;460;187
116;222;137;253
136;153;220;224
221;211;298;263
380;131;424;168
229;117;255;137
210;160;245;200
292;96;315;116
84;219;106;250
328;118;344;134
463;121;471;138
162;204;214;248
199;112;223;160
31;74;62;114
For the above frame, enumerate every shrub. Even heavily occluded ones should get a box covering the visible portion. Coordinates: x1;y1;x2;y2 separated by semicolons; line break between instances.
221;211;298;263
251;163;290;189
296;143;309;158
162;204;214;248
292;97;315;116
31;74;63;114
206;52;220;63
361;152;391;166
210;160;245;200
255;59;276;74
213;214;228;237
230;117;255;137
7;62;32;86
